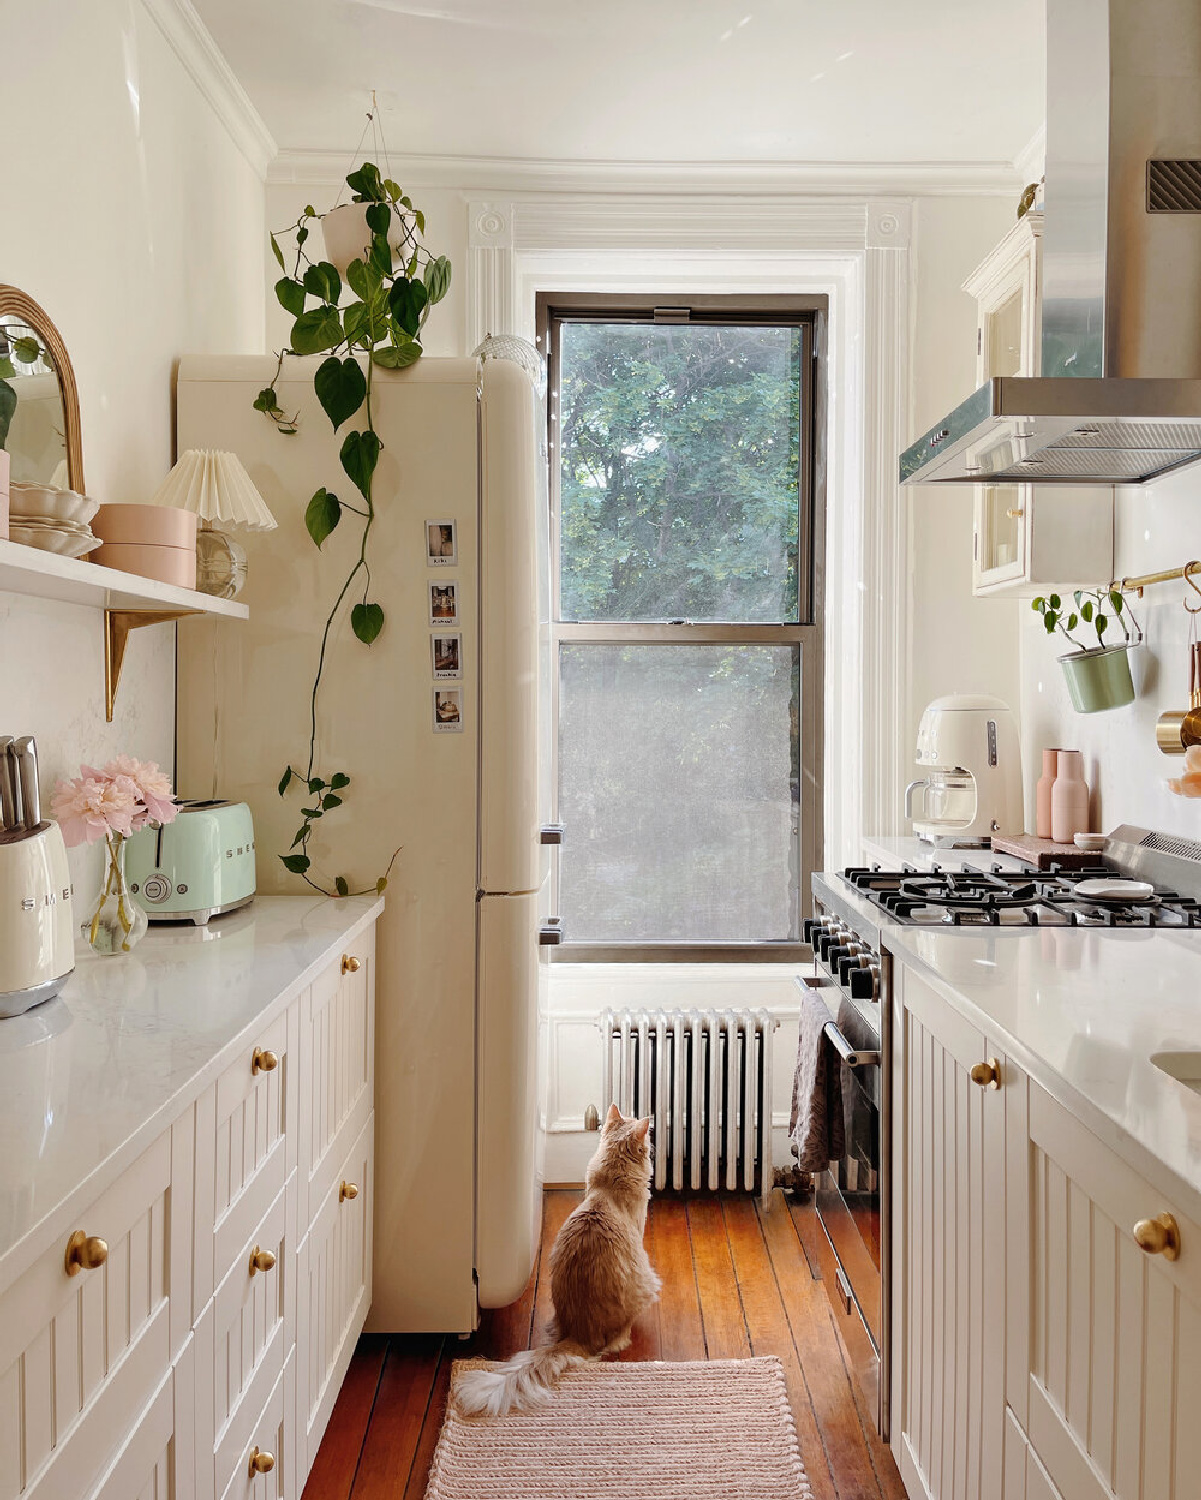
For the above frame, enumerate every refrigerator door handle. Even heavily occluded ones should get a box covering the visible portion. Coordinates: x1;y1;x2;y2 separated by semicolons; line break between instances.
539;824;565;845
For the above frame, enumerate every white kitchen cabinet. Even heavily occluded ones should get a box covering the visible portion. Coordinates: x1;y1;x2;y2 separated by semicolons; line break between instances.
296;1113;374;1485
895;969;1007;1500
964;210;1113;597
0;907;378;1500
0;1132;173;1500
1006;1079;1200;1500
298;931;375;1234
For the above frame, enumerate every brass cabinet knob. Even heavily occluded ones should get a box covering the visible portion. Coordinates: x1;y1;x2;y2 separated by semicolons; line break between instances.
1133;1213;1181;1261
252;1047;278;1075
341;953;361;975
249;1245;277;1276
1005;508;1025;520
970;1058;1002;1091
64;1230;108;1276
340;1180;359;1203
248;1447;275;1476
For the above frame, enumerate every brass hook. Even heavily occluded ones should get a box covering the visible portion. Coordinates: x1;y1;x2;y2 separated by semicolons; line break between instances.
1185;561;1201;614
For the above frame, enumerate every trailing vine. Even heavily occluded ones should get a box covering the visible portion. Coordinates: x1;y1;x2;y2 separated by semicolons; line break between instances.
259;160;452;896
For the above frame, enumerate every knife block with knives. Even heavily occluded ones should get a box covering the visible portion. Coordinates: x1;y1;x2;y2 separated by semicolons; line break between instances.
0;736;75;1018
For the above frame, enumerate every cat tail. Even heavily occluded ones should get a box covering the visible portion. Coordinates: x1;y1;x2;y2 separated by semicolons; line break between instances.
453;1339;590;1418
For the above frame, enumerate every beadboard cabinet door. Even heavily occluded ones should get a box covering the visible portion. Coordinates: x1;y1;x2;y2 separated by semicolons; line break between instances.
298;931;375;1235
896;970;1007;1500
1010;1080;1201;1500
0;1132;173;1500
296;1114;374;1487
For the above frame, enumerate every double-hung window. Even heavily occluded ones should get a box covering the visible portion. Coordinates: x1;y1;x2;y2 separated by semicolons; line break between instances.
540;295;826;958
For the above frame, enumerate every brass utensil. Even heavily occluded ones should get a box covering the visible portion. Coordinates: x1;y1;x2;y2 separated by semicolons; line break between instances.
1156;643;1201;754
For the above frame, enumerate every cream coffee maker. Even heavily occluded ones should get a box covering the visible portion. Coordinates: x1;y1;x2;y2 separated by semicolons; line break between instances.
906;695;1023;847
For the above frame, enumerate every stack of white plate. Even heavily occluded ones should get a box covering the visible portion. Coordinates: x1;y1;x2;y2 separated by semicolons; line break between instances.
9;483;101;558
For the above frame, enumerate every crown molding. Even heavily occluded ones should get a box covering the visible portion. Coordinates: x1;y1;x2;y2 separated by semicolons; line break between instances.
140;0;276;178
268;149;1022;199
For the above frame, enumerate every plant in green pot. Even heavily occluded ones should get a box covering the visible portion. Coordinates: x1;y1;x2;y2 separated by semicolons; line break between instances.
1031;587;1142;712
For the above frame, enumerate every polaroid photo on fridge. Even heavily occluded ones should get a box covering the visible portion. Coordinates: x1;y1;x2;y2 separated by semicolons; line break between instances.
429;580;459;625
433;687;464;733
425;519;458;567
431;632;463;679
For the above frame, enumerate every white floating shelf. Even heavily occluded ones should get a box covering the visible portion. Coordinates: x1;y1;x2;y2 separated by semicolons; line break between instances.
0;537;248;619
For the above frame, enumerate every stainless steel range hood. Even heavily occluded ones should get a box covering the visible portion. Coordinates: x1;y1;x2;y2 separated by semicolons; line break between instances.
901;0;1201;487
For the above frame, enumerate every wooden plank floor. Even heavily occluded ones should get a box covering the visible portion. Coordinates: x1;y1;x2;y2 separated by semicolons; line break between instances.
302;1188;906;1500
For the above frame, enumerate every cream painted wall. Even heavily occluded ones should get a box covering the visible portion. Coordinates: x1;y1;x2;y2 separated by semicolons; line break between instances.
1019;467;1201;840
906;196;1021;777
0;0;267;901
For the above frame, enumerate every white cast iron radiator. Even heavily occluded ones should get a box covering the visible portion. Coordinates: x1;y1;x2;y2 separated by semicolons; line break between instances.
599;1009;778;1204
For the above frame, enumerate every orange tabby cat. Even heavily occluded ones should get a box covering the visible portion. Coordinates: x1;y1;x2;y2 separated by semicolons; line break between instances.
455;1104;661;1417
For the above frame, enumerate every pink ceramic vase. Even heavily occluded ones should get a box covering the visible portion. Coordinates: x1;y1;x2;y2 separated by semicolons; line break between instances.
1035;748;1059;839
1051;750;1089;844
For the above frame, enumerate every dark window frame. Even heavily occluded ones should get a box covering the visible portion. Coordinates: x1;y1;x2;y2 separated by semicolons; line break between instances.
537;293;828;961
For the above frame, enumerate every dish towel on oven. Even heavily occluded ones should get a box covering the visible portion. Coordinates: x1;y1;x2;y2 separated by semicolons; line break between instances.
790;985;846;1172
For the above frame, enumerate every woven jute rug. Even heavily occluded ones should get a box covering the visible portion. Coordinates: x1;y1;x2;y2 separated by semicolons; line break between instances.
425;1355;811;1499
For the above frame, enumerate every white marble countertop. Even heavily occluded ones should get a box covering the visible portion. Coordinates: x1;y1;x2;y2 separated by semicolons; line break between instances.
0;893;383;1286
885;917;1201;1215
861;834;1033;875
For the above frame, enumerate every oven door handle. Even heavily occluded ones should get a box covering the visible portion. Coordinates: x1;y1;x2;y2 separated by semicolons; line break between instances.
823;1020;882;1070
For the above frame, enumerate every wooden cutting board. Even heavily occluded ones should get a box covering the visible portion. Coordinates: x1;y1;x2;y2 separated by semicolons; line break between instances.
990;833;1103;870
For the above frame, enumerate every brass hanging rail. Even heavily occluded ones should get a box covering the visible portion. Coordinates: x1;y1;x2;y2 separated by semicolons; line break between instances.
1113;559;1201;597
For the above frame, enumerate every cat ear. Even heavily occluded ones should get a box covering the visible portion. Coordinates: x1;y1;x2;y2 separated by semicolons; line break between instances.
605;1102;622;1128
634;1116;651;1142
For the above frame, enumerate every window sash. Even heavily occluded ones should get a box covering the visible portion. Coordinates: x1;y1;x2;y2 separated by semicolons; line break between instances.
541;296;826;960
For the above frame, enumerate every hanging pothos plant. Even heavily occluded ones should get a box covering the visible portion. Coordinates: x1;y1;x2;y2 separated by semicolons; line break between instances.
257;160;452;897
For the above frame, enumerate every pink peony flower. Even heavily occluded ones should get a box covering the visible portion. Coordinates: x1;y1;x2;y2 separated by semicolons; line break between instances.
102;756;179;827
50;756;178;847
51;775;140;846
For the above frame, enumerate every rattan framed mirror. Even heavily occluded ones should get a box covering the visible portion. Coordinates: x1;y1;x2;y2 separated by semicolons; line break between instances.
0;283;84;494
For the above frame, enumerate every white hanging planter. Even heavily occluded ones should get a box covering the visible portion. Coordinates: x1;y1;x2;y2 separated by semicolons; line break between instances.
319;203;412;276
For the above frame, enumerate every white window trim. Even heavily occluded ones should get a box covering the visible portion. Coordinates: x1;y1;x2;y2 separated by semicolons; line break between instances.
466;195;912;868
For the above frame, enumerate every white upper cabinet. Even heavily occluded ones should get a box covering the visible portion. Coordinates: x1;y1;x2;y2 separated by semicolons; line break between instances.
965;210;1114;597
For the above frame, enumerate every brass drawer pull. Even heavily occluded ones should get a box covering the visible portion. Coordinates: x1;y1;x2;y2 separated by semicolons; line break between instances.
252;1047;278;1075
249;1245;277;1275
1133;1213;1180;1261
970;1058;1001;1090
340;1180;359;1203
248;1446;275;1475
64;1231;108;1276
341;953;361;975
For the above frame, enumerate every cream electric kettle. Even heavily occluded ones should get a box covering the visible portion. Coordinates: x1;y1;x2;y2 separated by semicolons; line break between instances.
0;736;74;1018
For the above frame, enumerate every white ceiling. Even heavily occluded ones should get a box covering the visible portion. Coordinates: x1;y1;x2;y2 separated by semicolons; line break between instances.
193;0;1045;170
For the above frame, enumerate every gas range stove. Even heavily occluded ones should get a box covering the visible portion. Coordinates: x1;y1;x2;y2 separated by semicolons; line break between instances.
821;824;1201;934
843;864;1201;928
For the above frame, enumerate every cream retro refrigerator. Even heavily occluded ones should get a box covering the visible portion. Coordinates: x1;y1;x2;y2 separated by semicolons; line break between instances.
176;355;552;1331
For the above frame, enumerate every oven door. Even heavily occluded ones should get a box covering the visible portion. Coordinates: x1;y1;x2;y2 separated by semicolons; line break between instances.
800;973;886;1433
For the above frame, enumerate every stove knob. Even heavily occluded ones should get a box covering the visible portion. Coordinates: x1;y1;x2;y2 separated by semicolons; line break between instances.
818;928;842;961
802;918;823;945
849;963;880;1002
838;952;868;984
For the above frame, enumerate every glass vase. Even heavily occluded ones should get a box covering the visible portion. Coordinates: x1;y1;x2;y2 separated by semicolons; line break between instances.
85;834;149;955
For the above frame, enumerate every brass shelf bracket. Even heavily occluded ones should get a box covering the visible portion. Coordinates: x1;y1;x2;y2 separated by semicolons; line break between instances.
104;608;196;722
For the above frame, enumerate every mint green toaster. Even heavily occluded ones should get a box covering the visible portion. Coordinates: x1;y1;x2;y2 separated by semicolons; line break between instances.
126;800;256;925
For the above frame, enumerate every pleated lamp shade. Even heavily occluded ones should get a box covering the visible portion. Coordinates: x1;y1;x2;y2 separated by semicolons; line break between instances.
150;449;277;532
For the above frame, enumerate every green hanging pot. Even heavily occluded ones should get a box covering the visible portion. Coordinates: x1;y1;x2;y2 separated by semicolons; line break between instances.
1058;644;1136;713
